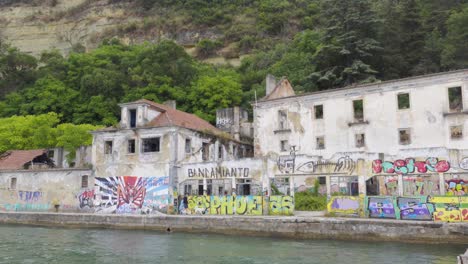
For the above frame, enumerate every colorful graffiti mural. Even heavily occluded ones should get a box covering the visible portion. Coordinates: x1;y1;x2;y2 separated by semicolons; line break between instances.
372;158;450;175
429;196;468;222
445;179;467;196
184;195;294;215
327;196;361;216
397;197;434;220
77;189;94;209
367;197;396;219
94;176;169;214
383;176;439;196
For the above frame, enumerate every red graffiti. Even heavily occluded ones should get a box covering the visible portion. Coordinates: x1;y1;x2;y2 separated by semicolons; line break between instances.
462;208;468;221
80;190;94;199
372;158;450;174
117;176;146;209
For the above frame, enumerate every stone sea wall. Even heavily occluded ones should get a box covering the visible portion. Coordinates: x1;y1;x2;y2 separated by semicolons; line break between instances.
0;212;467;244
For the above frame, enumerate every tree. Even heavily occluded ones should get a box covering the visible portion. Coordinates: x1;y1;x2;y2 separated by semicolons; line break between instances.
441;6;468;70
0;46;37;99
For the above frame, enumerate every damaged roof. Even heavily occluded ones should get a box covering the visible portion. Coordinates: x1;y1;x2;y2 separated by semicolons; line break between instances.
0;149;46;170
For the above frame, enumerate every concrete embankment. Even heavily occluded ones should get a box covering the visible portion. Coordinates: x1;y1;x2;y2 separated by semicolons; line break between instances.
0;212;467;244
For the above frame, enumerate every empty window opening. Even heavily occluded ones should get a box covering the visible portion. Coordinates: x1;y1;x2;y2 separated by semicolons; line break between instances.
398;93;410;110
316;136;325;149
448;86;463;111
218;145;223;160
314;105;323;119
202;143;210;161
129;109;137;128
47;150;55;158
10;177;16;190
353;100;364;121
280;140;289;152
399;129;411;145
142;137;160;153
185;138;192;154
198;180;204;195
128;139;136;154
81;175;89;188
355;133;365;148
104;141;113;154
184;184;192;196
318;177;326;185
278;110;288;129
450;125;463;140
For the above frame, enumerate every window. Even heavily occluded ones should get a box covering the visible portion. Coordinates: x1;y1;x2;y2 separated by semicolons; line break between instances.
104;141;113;154
397;93;410;109
278;110;288;129
448;86;463;111
218;145;223;160
355;133;365;148
280;140;289;152
316;136;325;149
318;177;326;185
129;109;137;128
142;137;160;153
184;184;192;196
399;129;411;145
127;139;136;154
450;125;463;140
81;175;89;188
202;143;210;161
314;105;323;119
353;100;364;121
10;177;16;190
185;138;191;154
47;150;55;158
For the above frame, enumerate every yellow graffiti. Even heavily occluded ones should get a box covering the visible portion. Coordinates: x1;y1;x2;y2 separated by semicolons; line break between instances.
187;195;263;215
327;196;362;215
430;196;468;223
269;195;294;215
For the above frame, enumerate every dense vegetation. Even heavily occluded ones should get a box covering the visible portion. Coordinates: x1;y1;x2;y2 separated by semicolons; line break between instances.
0;0;467;152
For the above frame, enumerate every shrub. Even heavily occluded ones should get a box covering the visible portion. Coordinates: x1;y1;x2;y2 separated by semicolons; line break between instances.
294;191;327;211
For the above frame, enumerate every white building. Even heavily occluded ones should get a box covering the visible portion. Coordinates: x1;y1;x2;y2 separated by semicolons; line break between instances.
254;70;468;197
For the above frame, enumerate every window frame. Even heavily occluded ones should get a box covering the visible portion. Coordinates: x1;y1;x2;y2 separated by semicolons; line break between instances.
81;175;89;188
280;140;289;152
127;139;136;154
278;110;288;130
10;177;17;190
355;133;365;148
316;136;325;150
448;86;463;112
398;128;411;145
185;138;192;154
314;104;324;120
397;92;411;110
141;137;161;153
450;125;463;140
352;99;364;121
104;140;113;155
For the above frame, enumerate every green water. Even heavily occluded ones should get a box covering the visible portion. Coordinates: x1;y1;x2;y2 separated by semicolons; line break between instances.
0;225;465;264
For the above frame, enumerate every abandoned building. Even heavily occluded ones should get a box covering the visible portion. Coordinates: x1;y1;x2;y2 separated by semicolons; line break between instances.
254;69;468;197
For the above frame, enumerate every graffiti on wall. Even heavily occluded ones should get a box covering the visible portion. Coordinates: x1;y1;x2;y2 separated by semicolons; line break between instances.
367;197;396;219
18;191;43;202
327;196;361;216
372;158;450;175
459;157;468;170
94;176;169;214
397;197;434;220
429;196;468;222
187;167;250;179
445;179;467;196
77;190;94;209
277;151;356;175
185;195;294;215
0;190;49;212
383;176;439;196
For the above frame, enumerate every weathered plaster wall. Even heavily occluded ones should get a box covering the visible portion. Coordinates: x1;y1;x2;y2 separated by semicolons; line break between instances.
0;169;92;212
0;212;467;244
254;71;468;158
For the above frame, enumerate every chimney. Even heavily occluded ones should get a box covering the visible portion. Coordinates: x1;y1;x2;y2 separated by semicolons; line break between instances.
163;100;176;109
266;74;277;96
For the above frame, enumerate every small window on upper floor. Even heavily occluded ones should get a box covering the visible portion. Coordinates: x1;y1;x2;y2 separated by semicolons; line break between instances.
353;100;364;121
397;93;410;110
355;133;365;148
278;110;288;130
399;129;411;145
314;105;323;119
47;150;55;158
129;109;137;128
81;175;89;188
105;141;113;155
280;140;289;152
450;125;463;140
142;137;160;153
218;145;223;160
202;143;210;161
10;177;16;190
185;138;192;154
316;136;325;150
128;139;136;154
448;86;463;112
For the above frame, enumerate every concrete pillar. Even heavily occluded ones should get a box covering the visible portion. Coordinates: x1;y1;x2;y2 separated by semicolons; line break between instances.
326;175;331;198
439;173;445;195
231;177;236;195
203;178;207;195
289;176;295;196
398;174;404;196
358;175;366;196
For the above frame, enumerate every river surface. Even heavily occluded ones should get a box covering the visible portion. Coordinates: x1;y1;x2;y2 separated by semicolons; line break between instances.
0;225;465;264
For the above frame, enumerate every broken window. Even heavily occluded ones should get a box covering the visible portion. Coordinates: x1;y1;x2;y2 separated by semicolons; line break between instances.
314;105;323;119
280;140;289;152
448;86;463;111
202;143;210;161
316;136;325;149
129;109;137;128
81;175;89;188
142;137;160;153
319;176;326;185
10;177;16;190
399;129;411;145
128;139;136;154
353;100;364;121
450;125;463;140
397;93;410;109
355;133;365;148
185;138;192;154
218;145;223;160
278;110;288;129
47;150;55;158
184;184;192;196
104;141;113;154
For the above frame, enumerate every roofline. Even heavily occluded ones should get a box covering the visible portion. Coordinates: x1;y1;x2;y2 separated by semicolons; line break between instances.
254;69;468;105
0;168;92;173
